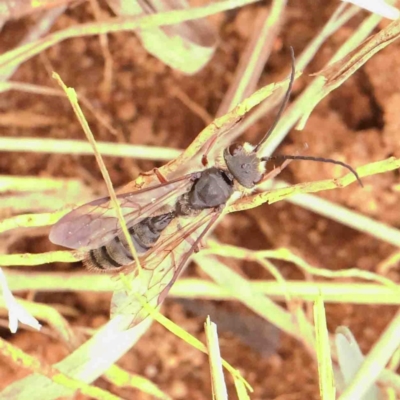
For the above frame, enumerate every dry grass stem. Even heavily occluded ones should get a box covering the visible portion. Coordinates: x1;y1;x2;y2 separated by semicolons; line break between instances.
272;179;400;247
222;3;360;146
228;157;400;212
260;10;384;156
132;291;252;394
298;18;400;128
4;270;400;305
159;75;300;178
172;86;213;124
205;317;228;400
0;212;70;234
314;296;336;399
0;137;180;161
203;243;399;290
89;0;113;96
0;250;80;266
0;81;63;95
0;176;85;193
216;0;287;116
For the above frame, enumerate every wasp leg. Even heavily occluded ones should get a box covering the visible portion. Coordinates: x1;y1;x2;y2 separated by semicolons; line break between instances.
154;168;168;184
139;167;168;184
201;135;218;166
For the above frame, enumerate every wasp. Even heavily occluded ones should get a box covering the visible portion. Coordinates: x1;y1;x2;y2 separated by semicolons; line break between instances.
49;50;362;326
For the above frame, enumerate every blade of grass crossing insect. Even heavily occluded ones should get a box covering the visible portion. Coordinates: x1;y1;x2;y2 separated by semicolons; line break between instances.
314;294;336;400
162;74;300;176
205;317;228;400
52;73;142;273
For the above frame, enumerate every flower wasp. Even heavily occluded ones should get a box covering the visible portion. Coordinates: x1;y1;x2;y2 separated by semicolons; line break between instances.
49;49;362;326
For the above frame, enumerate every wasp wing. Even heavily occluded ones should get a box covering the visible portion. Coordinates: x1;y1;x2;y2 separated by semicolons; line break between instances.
110;210;220;326
49;176;194;251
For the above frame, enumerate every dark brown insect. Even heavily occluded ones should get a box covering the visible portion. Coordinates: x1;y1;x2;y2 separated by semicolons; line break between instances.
49;49;362;326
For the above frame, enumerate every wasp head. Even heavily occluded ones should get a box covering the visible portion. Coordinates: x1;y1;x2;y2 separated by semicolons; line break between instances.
223;143;264;189
222;48;296;190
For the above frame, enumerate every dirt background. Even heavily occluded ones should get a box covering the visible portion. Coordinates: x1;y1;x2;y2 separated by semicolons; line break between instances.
0;1;400;399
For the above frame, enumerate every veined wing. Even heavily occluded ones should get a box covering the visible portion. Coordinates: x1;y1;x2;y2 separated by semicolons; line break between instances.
110;209;220;327
49;175;194;251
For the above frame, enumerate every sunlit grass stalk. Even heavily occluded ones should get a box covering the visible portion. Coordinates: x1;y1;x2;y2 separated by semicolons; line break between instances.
205;317;228;400
314;296;336;399
53;73;142;272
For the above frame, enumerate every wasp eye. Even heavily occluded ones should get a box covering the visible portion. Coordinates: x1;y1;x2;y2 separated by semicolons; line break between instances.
227;143;243;156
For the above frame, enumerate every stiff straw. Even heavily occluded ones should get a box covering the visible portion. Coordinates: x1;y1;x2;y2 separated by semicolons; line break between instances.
216;0;287;116
52;72;142;273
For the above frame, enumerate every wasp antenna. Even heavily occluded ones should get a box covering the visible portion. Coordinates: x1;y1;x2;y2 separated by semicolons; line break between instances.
262;155;363;188
254;46;296;154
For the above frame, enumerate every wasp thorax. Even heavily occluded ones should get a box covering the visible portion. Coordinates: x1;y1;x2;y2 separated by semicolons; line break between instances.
188;167;234;210
223;143;263;189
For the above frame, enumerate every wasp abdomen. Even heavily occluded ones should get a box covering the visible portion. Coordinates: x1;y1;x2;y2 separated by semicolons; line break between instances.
85;212;175;271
